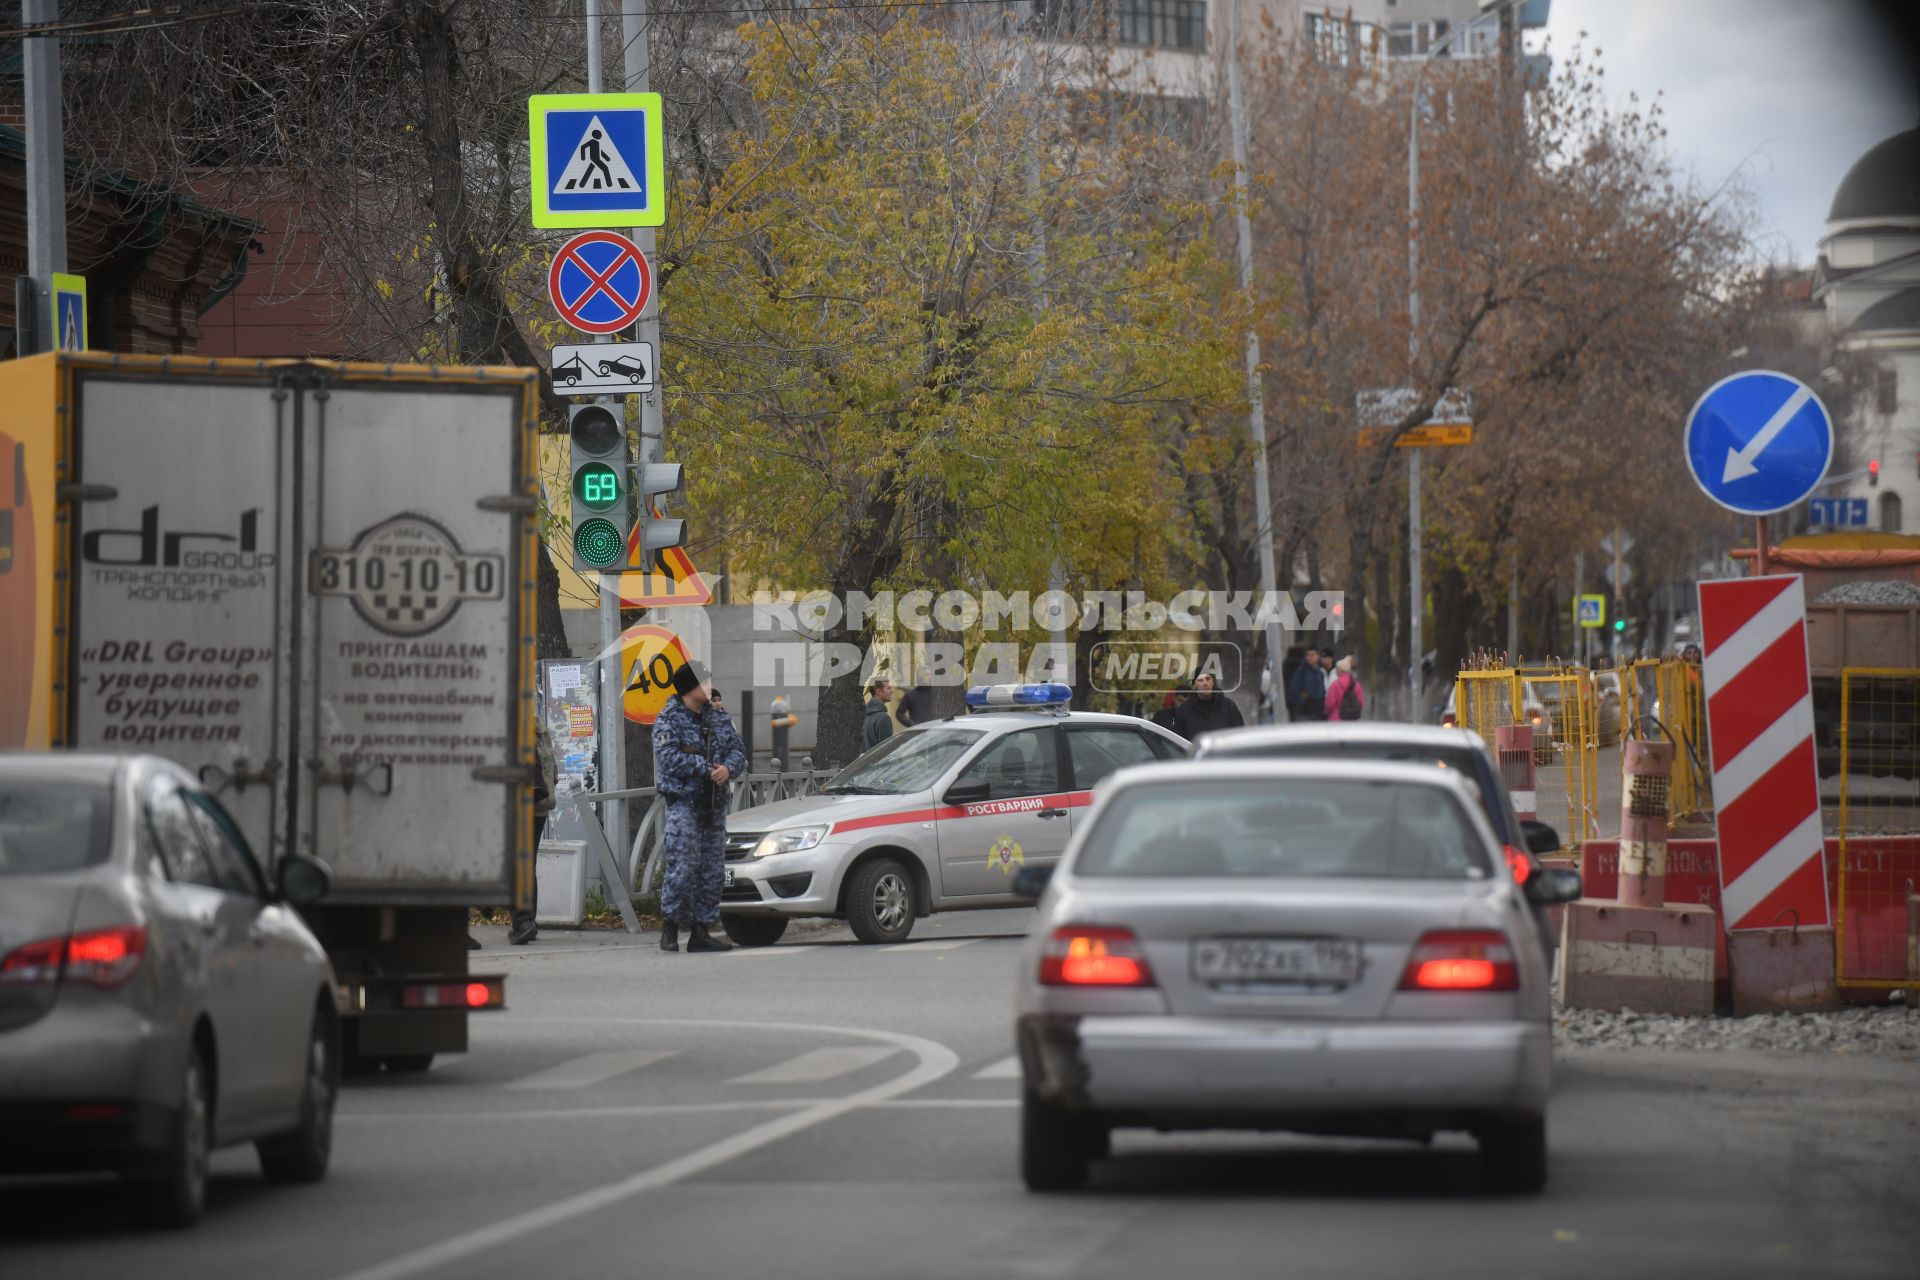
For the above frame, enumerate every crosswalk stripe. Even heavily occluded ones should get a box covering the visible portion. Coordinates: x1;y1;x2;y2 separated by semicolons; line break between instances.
972;1055;1021;1080
506;1050;678;1091
727;1047;899;1085
880;937;982;952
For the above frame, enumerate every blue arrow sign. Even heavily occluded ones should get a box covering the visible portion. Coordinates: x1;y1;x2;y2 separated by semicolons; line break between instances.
1684;370;1833;516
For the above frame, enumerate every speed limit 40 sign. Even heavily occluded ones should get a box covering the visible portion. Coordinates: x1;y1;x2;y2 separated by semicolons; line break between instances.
620;623;693;725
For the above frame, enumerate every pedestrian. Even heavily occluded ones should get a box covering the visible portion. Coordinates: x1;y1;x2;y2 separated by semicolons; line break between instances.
862;675;896;751
1151;686;1188;731
1324;655;1366;721
508;723;559;946
1173;671;1245;740
1288;646;1326;721
653;659;748;954
897;668;935;728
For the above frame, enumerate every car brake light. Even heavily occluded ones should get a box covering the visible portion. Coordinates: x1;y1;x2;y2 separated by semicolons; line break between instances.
1502;844;1531;885
64;926;146;986
0;937;64;986
0;926;145;988
1399;930;1518;991
1441;714;1457;728
1039;926;1155;987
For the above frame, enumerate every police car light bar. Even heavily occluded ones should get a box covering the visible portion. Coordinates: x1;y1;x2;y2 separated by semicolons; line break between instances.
964;683;1073;709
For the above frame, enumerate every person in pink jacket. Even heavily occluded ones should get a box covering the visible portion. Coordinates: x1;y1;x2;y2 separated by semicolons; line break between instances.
1324;655;1366;721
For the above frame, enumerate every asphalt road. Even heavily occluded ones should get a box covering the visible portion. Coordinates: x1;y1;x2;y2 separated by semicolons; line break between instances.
5;909;1919;1279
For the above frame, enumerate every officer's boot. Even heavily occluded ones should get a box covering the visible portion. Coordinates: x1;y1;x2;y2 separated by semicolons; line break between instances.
659;921;680;952
687;922;733;953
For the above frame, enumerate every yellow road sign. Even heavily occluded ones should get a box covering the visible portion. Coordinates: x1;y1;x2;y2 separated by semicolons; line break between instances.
621;624;694;725
1357;422;1475;449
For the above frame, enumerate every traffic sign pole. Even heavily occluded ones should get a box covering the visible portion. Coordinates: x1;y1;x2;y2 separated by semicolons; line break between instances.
582;0;626;878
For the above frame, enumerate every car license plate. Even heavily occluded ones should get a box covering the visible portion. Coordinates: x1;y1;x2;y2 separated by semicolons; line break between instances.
723;868;735;888
1191;938;1360;986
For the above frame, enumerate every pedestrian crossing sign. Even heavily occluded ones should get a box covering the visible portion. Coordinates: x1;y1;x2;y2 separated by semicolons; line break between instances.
1576;593;1606;627
50;272;86;351
528;93;666;229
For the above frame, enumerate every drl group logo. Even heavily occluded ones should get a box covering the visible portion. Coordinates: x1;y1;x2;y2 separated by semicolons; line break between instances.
1089;641;1242;695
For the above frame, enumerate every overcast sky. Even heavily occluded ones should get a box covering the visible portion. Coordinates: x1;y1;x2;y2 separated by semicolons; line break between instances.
1542;0;1919;266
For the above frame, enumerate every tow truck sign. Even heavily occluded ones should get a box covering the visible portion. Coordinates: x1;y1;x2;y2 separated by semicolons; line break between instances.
550;341;655;396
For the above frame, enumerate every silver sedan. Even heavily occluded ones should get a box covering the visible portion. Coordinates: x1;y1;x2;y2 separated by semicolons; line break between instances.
1012;759;1579;1194
0;753;338;1226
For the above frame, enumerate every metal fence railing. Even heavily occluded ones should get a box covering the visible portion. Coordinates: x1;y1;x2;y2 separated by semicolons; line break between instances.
1836;668;1920;991
1452;667;1596;848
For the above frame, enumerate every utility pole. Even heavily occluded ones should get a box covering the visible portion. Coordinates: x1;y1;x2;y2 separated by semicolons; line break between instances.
1227;0;1283;722
621;0;662;803
20;0;66;355
1408;0;1522;718
1014;18;1070;685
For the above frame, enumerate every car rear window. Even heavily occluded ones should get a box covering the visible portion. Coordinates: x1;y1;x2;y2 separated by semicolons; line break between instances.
1074;778;1492;880
1202;740;1501;832
0;782;114;875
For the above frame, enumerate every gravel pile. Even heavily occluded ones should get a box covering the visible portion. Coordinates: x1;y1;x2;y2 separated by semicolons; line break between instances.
1555;1000;1920;1055
1814;579;1920;605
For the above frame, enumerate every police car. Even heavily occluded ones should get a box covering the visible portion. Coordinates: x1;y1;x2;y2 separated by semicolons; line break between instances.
718;684;1191;946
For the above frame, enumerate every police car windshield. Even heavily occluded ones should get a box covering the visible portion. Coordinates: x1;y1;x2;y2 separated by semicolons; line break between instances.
821;727;985;795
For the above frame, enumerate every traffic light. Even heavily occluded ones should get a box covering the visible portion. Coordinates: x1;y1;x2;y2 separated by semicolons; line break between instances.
1613;617;1626;634
569;402;629;571
1870;459;1880;487
633;463;685;562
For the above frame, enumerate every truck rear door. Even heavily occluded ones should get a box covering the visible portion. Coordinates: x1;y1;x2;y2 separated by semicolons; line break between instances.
68;373;293;859
298;382;528;903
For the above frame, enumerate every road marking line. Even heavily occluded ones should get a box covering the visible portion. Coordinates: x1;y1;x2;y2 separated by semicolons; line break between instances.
972;1055;1021;1079
723;945;813;957
505;1050;677;1091
727;1046;898;1085
324;1020;957;1280
338;1096;1020;1123
880;937;982;952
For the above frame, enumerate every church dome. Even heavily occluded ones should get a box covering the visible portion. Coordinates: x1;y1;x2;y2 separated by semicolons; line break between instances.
1829;127;1920;222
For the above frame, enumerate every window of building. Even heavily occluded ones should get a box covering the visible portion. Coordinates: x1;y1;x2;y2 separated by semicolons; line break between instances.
1882;490;1903;533
1117;0;1207;51
1877;367;1898;416
1306;11;1352;66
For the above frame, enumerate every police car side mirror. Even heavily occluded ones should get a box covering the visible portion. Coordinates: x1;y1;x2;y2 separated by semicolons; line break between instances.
944;778;990;806
1011;865;1053;900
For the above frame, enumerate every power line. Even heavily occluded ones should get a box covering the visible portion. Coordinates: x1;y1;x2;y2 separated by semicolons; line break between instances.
0;0;1040;41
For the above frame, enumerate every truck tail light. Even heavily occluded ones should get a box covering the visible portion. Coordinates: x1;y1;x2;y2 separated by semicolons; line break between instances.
1399;930;1518;991
0;926;145;988
1039;926;1155;988
1503;844;1531;885
402;978;505;1010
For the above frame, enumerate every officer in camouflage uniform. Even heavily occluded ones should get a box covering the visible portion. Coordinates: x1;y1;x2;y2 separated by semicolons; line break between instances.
653;659;747;953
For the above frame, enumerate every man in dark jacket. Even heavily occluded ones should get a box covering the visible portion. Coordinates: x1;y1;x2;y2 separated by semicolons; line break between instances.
653;660;748;953
897;670;936;728
1288;646;1327;721
1173;671;1245;741
861;677;896;751
507;725;559;945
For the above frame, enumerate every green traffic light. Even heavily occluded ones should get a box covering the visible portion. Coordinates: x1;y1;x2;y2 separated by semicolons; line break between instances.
574;517;625;568
572;462;623;512
1613;618;1626;633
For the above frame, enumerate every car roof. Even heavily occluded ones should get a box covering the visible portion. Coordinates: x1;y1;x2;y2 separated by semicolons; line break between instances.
1100;756;1488;799
935;709;1177;730
1194;723;1491;756
0;751;136;785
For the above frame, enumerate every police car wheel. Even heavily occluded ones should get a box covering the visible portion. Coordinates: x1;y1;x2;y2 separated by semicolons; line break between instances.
719;913;788;948
845;857;916;944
